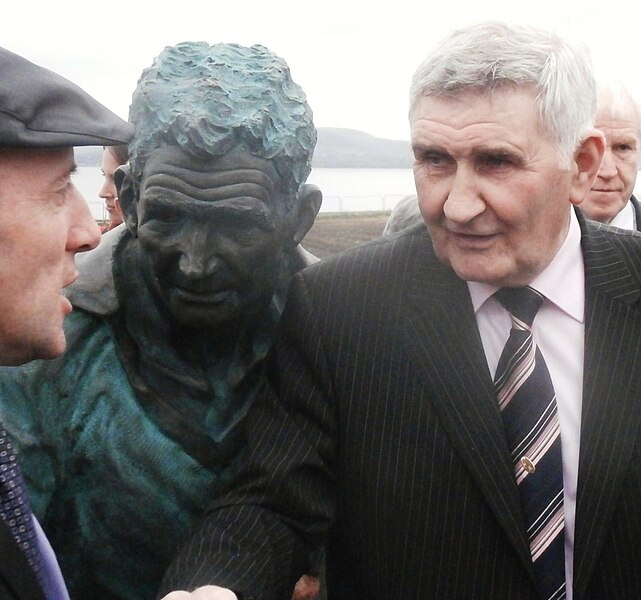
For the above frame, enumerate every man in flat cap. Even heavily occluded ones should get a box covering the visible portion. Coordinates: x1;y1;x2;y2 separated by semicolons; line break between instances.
0;47;132;599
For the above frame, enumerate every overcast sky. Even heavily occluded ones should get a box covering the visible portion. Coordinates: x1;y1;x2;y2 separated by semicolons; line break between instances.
3;0;640;141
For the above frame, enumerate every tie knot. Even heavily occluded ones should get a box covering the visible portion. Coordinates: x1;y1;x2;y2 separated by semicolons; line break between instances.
495;286;544;327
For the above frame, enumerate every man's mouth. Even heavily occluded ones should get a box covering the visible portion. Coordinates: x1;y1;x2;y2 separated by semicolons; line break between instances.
63;270;79;288
448;230;498;249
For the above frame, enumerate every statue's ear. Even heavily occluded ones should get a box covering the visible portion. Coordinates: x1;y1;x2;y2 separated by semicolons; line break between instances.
290;183;322;246
114;164;139;235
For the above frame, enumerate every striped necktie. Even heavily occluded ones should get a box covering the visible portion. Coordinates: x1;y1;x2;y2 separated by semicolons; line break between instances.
494;287;566;600
0;422;45;590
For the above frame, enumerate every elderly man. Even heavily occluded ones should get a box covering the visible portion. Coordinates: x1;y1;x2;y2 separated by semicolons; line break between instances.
580;82;641;228
158;22;641;600
0;48;131;599
0;42;320;600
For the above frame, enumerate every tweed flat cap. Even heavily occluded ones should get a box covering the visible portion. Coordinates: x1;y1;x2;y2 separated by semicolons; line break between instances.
0;46;133;147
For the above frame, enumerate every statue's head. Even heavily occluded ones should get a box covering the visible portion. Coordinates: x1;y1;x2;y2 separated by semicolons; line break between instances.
117;41;321;330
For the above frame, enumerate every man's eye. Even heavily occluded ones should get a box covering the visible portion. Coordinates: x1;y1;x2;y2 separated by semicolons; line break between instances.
481;155;512;168
422;153;451;168
614;144;634;153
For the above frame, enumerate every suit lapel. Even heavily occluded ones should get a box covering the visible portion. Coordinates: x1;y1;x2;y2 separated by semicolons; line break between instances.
630;195;641;232
573;218;641;600
0;519;45;600
399;234;535;581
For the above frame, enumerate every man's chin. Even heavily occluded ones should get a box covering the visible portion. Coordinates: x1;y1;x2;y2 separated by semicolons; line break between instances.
0;336;66;367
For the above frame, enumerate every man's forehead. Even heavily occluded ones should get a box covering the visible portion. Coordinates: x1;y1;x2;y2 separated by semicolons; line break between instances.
596;115;641;138
0;146;75;175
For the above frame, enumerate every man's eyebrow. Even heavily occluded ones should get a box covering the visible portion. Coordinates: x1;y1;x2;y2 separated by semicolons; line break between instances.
612;134;639;144
412;143;448;155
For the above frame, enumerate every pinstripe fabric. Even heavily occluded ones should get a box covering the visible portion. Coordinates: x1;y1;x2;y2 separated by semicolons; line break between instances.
160;213;641;600
494;288;565;600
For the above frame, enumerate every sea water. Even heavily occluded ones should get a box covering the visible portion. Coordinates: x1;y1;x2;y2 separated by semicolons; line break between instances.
73;166;417;222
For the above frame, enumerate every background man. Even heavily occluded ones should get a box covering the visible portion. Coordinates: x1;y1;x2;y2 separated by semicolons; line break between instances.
158;22;641;600
0;47;131;599
580;82;641;228
0;41;321;600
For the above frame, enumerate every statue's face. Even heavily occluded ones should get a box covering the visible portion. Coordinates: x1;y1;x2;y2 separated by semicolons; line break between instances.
135;145;292;329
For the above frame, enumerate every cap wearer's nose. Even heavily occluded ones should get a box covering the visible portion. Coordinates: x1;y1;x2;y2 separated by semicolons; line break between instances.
0;46;133;148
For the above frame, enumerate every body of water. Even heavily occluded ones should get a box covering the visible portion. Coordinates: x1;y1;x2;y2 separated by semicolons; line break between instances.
73;166;417;221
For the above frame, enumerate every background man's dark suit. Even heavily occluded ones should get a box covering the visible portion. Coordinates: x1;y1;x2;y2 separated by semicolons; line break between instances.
161;212;641;599
630;195;641;230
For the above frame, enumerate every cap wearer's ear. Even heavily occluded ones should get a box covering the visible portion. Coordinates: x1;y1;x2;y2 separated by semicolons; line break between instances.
0;46;133;148
114;165;139;235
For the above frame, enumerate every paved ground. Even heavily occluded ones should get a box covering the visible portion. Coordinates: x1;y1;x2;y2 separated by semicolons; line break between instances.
301;212;390;259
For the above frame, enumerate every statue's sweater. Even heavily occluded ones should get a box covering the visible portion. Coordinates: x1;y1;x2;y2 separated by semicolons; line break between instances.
0;226;316;600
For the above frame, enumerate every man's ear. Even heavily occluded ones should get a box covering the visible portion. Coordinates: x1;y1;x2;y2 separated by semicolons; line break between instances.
289;183;322;246
569;130;606;206
114;164;139;235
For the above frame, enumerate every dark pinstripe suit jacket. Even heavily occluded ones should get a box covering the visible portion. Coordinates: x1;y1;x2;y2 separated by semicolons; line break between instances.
0;522;45;599
160;213;641;600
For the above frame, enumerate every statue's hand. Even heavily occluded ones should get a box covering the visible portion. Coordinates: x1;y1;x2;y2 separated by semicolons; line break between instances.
160;586;237;599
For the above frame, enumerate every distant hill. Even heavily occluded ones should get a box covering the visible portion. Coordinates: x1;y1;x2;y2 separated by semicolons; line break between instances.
74;127;413;169
75;146;103;167
313;128;412;168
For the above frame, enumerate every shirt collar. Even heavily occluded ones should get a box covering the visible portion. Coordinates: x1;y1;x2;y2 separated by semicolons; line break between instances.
609;198;635;230
467;209;584;323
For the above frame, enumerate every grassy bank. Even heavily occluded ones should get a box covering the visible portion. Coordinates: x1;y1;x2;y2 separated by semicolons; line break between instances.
301;211;391;258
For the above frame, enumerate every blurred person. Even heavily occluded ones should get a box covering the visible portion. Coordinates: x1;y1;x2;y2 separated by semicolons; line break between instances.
580;82;641;228
382;194;423;235
0;46;132;599
99;144;128;232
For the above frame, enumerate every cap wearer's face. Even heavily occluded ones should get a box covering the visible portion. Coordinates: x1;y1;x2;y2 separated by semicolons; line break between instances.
583;100;640;224
0;147;100;365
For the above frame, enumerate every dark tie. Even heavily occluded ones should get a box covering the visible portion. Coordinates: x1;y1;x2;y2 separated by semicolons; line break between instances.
0;422;45;589
494;287;566;600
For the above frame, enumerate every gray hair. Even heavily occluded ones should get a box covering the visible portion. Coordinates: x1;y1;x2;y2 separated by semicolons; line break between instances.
409;21;596;167
596;81;641;169
596;81;641;138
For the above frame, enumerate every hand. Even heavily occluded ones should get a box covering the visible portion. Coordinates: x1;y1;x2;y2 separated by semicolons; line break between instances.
160;586;238;599
292;574;321;600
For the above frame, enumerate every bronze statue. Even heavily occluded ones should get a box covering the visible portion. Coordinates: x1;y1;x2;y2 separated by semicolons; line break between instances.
0;41;321;600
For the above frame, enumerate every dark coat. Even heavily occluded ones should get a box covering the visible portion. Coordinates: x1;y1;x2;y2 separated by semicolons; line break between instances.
161;213;641;599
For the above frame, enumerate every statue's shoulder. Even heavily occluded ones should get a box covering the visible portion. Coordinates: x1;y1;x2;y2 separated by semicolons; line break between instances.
65;225;126;314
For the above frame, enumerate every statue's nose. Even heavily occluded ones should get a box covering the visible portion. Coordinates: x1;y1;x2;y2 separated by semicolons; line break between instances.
177;228;220;280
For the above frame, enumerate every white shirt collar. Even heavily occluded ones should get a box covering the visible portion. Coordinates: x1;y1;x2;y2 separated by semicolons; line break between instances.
608;198;636;230
467;209;584;323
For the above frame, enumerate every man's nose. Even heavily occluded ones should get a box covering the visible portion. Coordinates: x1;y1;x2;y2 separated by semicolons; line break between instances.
597;148;617;179
442;168;485;223
67;187;100;253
